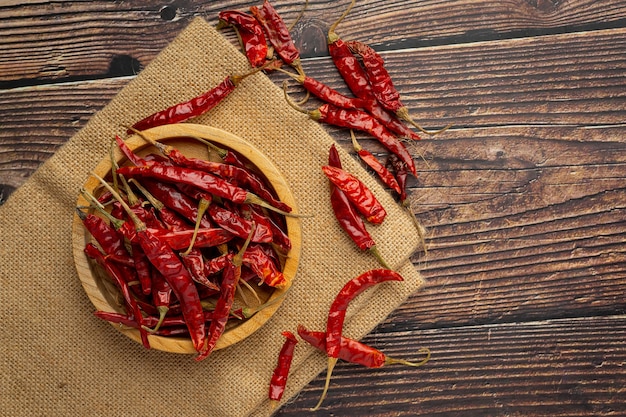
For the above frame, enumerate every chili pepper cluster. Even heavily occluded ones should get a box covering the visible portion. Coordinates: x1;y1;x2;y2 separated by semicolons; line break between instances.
78;132;295;360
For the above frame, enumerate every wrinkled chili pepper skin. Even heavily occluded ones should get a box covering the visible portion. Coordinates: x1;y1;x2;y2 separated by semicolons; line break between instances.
354;148;402;195
346;40;402;113
387;154;408;202
218;10;269;67
135;229;207;354
312;104;417;177
327;145;375;251
269;331;298;402
326;269;404;359
297;325;386;368
167;150;292;213
322;165;387;224
298;76;421;141
116;164;250;204
251;0;300;66
208;204;273;243
195;253;239;361
151;227;234;251
243;244;286;288
328;37;375;101
130;76;236;132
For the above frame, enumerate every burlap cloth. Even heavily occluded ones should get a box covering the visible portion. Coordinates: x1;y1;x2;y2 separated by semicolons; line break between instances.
0;18;424;417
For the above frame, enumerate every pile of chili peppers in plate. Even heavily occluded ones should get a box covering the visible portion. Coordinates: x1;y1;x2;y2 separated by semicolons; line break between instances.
78;132;296;360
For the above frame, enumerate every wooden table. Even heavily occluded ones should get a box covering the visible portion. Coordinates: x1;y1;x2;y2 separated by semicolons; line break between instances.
2;1;625;415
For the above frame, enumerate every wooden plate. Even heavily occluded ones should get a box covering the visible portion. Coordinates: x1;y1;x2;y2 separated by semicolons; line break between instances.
72;123;302;354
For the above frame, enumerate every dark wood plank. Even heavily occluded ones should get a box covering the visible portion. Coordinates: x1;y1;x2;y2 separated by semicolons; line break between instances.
2;1;626;84
276;316;626;416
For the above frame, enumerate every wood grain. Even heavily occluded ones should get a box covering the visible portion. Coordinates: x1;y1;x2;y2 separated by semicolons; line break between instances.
2;0;626;415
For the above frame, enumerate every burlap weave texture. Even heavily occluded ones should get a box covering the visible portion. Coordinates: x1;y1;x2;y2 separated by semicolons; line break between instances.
0;17;424;417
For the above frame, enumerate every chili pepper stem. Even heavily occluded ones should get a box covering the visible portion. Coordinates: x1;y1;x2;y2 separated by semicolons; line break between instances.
369;246;392;270
327;0;356;44
142;305;169;334
384;347;431;367
245;192;310;218
396;107;452;136
288;0;309;31
92;174;146;232
181;197;210;256
311;357;338;411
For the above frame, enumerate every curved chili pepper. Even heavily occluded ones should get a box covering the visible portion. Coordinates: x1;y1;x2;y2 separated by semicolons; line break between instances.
346;39;451;136
76;209;134;268
208;203;273;243
297;324;429;368
250;0;303;75
313;268;404;410
281;71;421;141
195;224;256;361
269;331;298;405
150;227;234;251
387;153;408;203
129;66;264;133
243;244;286;288
218;10;269;67
84;242;150;349
116;164;297;217
350;130;402;195
326;145;389;268
94;174;208;355
313;104;417;177
322;165;386;224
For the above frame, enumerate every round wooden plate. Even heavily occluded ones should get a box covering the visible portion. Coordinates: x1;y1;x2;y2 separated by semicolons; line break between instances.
72;123;302;354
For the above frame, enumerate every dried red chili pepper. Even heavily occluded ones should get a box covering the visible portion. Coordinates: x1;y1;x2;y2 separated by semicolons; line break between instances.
129;65;264;133
243;243;286;288
250;0;304;75
297;324;429;368
313;268;405;410
350;130;401;195
140;179;213;228
326;145;389;268
84;242;150;349
218;10;270;67
76;209;134;268
94;174;208;355
208;203;273;243
284;92;417;176
346;39;451;136
128;128;293;214
116;164;298;217
269;330;298;406
150;227;234;251
142;269;171;333
195;224;256;361
322;165;386;224
280;71;421;141
386;154;408;203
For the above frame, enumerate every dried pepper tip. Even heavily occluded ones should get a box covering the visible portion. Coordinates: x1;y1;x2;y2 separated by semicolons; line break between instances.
327;0;355;44
311;356;338;411
384;347;431;367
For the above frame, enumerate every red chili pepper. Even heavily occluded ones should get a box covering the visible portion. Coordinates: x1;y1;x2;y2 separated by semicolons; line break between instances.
297;324;429;368
116;164;295;217
208;203;273;243
84;243;151;349
313;268;405;410
247;204;291;254
387;153;408;203
218;10;270;67
142;269;171;333
94;175;208;355
326;145;389;268
281;71;421;141
322;165;386;224
150;227;234;251
203;253;229;276
129;66;263;133
350;130;402;195
195;224;256;361
243;244;286;288
250;0;303;75
76;209;134;267
346;39;451;136
269;331;298;405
